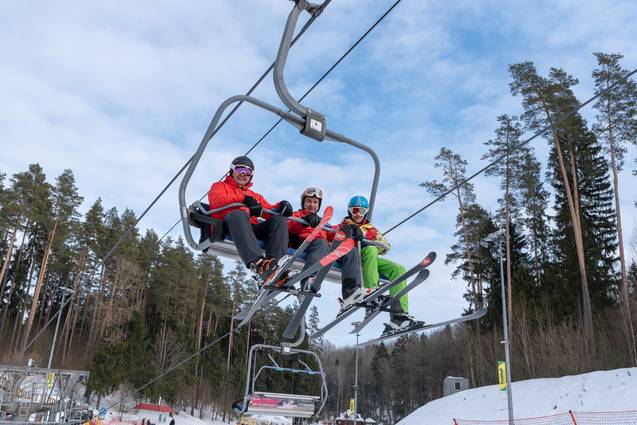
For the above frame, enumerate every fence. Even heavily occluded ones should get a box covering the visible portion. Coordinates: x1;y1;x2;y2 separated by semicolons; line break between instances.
454;410;637;425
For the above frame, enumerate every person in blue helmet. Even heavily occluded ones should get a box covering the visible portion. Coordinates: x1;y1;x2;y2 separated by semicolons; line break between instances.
337;195;423;333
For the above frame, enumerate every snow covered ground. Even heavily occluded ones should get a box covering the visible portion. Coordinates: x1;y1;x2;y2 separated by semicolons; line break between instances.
398;367;637;425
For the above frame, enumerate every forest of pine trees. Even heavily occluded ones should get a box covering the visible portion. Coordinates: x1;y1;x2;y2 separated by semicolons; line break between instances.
1;53;637;424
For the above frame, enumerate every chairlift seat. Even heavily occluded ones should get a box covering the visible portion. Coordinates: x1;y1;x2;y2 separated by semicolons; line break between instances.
244;392;320;418
189;203;391;283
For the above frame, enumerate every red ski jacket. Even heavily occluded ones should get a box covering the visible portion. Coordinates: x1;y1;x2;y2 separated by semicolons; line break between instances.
208;175;279;224
288;209;335;242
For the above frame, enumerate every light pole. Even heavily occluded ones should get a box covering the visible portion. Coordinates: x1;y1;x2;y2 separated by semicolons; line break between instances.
483;230;514;424
352;321;360;425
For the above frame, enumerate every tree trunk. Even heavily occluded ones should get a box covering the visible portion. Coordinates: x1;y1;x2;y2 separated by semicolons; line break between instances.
552;129;594;353
11;253;35;350
534;84;594;354
89;267;107;345
504;146;514;339
61;250;86;365
100;260;123;338
457;190;477;307
22;218;58;350
0;220;29;336
0;222;19;299
565;140;596;355
606;98;637;366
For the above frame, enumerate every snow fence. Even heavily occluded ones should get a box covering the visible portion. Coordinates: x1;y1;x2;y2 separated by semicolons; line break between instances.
453;410;637;425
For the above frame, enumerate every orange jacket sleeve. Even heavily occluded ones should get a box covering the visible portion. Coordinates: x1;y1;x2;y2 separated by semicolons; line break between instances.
209;182;241;210
288;210;308;237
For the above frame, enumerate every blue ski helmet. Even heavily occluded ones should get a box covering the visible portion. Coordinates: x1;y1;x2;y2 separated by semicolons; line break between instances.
348;195;369;209
347;195;369;218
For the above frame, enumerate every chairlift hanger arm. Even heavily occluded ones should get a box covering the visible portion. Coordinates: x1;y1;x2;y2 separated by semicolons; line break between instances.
180;0;381;251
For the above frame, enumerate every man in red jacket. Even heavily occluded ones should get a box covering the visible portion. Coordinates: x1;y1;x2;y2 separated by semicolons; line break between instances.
288;187;363;291
208;156;293;280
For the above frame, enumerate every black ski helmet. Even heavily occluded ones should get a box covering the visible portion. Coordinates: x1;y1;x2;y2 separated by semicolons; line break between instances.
231;156;254;170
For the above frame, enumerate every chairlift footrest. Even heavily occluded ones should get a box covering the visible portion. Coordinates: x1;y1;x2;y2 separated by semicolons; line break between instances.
269;286;321;298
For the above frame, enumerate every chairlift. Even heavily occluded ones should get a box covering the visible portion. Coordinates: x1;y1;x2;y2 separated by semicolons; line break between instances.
178;0;382;267
233;322;328;421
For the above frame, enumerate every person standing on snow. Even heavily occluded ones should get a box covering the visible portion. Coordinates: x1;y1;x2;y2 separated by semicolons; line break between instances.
287;187;364;291
338;195;423;333
208;156;293;280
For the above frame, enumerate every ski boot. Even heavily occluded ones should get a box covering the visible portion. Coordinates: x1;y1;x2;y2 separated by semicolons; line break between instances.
381;313;424;336
363;295;390;319
250;255;290;286
337;287;372;316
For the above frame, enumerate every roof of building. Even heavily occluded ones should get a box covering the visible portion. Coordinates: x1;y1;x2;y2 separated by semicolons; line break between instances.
134;403;175;413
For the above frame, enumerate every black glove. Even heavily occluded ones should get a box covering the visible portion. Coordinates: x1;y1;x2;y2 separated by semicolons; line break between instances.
341;223;364;241
277;200;293;217
243;195;262;217
304;213;321;228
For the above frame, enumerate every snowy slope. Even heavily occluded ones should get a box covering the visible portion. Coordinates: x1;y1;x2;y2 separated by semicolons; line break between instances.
397;368;637;425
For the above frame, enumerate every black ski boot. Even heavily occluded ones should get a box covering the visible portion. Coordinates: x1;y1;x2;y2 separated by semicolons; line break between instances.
382;313;424;336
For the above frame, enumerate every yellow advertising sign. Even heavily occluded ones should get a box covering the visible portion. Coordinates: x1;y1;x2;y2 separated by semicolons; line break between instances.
47;373;55;390
497;361;507;391
350;399;355;413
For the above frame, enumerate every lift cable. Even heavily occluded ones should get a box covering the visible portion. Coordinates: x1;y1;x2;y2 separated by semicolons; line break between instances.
383;67;637;235
158;0;406;243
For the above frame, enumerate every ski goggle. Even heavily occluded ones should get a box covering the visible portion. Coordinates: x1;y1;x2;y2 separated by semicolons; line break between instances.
232;165;253;176
348;206;368;216
303;187;323;199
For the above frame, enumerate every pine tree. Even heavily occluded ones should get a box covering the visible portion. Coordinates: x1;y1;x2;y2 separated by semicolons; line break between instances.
517;151;550;280
592;52;637;365
482;114;527;329
509;62;602;352
422;148;481;307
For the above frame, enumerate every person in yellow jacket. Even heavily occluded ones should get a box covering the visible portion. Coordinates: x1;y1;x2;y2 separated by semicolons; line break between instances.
339;196;423;333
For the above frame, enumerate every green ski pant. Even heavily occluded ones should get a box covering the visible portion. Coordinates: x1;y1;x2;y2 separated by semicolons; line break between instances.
361;246;409;314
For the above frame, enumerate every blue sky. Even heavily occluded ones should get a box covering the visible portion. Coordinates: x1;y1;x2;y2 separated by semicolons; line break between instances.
2;0;637;346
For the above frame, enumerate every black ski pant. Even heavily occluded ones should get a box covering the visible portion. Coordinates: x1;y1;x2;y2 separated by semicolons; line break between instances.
223;210;289;266
304;239;329;270
300;239;330;288
338;244;362;299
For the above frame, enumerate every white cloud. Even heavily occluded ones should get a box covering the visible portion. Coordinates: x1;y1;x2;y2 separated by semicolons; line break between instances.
2;0;637;347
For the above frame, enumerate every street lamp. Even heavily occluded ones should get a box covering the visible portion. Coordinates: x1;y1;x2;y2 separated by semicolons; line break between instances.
352;321;360;425
482;229;514;424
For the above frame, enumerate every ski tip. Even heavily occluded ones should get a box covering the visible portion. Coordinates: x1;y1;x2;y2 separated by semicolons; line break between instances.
420;251;437;266
418;268;430;278
324;205;334;217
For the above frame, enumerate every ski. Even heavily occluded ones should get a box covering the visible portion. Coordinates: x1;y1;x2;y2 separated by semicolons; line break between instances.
349;268;430;334
235;207;334;327
262;206;335;287
280;234;354;288
358;307;488;346
309;251;437;340
282;237;351;340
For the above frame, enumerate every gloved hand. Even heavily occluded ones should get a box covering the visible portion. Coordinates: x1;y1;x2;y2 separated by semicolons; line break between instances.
304;213;321;228
243;196;262;217
341;223;364;241
277;200;293;217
